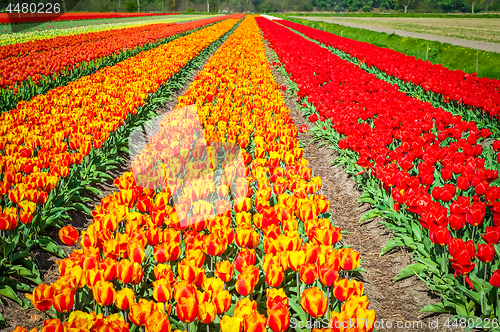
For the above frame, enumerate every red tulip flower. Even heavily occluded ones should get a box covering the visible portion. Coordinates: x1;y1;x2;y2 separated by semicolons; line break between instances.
429;226;451;246
481;226;500;245
476;244;495;264
490;269;500;288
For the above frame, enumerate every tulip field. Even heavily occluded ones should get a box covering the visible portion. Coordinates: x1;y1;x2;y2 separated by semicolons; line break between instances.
2;10;500;332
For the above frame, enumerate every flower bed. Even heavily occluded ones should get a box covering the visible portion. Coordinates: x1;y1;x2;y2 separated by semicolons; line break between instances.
0;17;242;311
0;15;230;114
277;20;500;119
0;12;180;24
0;16;228;90
258;16;500;326
15;15;375;332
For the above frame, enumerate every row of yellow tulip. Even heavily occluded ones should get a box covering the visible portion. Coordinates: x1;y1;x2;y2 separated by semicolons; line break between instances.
15;15;375;332
0;17;241;233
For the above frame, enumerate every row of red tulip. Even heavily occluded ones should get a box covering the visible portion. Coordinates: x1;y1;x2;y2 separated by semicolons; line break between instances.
0;22;175;59
278;20;500;119
0;12;179;24
0;16;229;89
257;16;500;316
0;17;241;233
16;15;375;332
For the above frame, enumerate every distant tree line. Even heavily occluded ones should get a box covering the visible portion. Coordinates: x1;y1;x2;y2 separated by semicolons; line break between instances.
1;0;498;17
71;0;500;14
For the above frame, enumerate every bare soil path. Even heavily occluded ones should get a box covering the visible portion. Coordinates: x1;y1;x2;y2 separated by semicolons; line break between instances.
292;16;500;53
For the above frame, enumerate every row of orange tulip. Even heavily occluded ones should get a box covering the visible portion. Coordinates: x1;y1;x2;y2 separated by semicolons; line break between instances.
0;17;241;233
15;15;375;332
0;18;225;90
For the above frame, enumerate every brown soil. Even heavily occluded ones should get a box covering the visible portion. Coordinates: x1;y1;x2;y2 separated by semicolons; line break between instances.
263;40;459;331
0;44;217;332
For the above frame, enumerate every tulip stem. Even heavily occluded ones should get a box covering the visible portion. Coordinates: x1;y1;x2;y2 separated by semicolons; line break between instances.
211;256;214;277
105;306;108;317
186;323;190;332
497;288;499;311
472;226;477;240
296;272;300;298
442;247;448;274
484;263;488;289
124;311;128;324
207;325;209;332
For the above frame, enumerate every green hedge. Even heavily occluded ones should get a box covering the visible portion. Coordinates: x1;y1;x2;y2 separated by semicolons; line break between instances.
280;16;500;80
282;12;500;18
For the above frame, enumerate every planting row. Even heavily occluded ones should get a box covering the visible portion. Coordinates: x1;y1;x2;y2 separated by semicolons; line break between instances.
278;20;500;119
15;15;375;332
0;15;196;46
0;17;226;90
0;16;241;295
1;21;181;59
0;14;239;236
0;12;179;24
0;15;230;114
258;17;500;323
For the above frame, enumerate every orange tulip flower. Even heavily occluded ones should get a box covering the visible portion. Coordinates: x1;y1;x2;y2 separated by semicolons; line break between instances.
266;288;289;310
176;296;198;323
245;311;267;332
287;250;306;272
299;263;318;284
173;279;196;301
235;227;260;249
234;248;256;273
129;299;156;327
26;284;54;312
215;260;234;282
85;268;104;289
115;288;135;310
300;287;328;318
52;288;75;313
146;311;172;332
235;271;257;296
203;232;226;256
100;257;118;281
40;319;64;332
214;290;232;314
220;315;243;332
318;263;339;287
58;225;79;246
127;240;145;264
154;263;175;284
197;300;217;324
267;307;290;332
93;280;116;307
265;265;284;288
339;248;360;271
153;278;173;303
